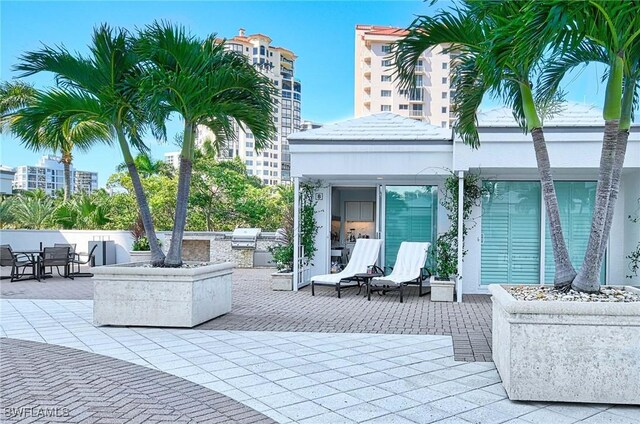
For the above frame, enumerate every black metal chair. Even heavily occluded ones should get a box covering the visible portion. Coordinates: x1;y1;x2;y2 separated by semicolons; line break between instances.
42;246;72;279
70;244;98;277
0;245;39;282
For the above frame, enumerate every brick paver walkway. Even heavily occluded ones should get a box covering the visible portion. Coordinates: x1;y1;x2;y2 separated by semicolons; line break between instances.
200;270;493;362
0;268;492;361
0;338;274;424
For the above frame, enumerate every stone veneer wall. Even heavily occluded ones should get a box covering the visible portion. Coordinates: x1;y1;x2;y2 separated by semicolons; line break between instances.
181;240;211;262
161;232;277;268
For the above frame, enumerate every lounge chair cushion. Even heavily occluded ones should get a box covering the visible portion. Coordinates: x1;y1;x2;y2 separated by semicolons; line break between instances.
371;242;430;286
311;239;382;284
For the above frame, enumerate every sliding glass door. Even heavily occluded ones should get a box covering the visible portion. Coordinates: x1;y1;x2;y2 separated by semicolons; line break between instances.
544;181;605;282
384;186;437;269
481;180;605;286
481;181;541;284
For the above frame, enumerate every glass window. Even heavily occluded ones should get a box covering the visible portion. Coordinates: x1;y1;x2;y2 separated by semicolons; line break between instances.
442;77;448;84
382;59;392;67
481;181;541;284
381;75;392;82
245;160;253;166
253;47;257;55
442;92;448;99
399;104;408;110
260;46;265;55
381;105;391;111
441;121;447;128
544;181;605;283
246;151;253;157
442;62;448;69
442;107;447;113
381;90;392;97
381;44;391;53
385;186;438;269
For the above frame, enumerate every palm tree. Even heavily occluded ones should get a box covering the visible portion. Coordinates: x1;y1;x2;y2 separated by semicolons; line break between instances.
14;25;167;265
11;190;55;229
522;0;640;292
0;83;111;200
116;152;173;178
394;1;578;289
135;22;276;266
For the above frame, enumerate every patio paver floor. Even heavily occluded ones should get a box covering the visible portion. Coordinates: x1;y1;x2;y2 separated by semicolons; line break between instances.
1;298;638;424
1;268;492;361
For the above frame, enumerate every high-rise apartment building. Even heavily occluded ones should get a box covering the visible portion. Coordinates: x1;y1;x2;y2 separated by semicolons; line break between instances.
196;29;301;185
164;151;181;169
354;25;452;128
12;155;98;196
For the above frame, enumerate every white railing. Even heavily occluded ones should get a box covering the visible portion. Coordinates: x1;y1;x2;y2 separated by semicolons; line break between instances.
409;110;424;117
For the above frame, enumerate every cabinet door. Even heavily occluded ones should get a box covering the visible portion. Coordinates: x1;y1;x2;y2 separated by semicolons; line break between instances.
360;202;374;221
345;202;360;221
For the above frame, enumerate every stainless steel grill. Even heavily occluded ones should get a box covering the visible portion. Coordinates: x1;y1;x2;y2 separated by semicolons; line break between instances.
231;228;261;249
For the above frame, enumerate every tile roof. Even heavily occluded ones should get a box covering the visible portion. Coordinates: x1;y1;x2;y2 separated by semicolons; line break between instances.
477;102;610;127
356;24;409;37
288;113;451;142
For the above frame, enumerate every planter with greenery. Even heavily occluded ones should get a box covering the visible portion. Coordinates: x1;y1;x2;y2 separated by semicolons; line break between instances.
395;0;640;403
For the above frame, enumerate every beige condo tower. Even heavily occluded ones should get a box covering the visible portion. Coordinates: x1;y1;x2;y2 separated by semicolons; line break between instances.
355;25;452;128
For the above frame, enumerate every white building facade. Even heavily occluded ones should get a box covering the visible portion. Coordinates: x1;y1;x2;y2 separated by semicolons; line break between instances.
12;155;98;196
0;166;16;195
196;29;301;185
354;25;452;128
288;106;640;298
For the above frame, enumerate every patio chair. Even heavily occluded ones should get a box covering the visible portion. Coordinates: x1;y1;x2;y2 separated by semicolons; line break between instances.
42;246;72;280
311;238;382;298
69;244;98;277
369;241;431;303
54;243;76;259
0;245;39;282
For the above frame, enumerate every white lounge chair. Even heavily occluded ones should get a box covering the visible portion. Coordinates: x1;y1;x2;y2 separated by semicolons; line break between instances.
311;238;382;298
369;241;431;303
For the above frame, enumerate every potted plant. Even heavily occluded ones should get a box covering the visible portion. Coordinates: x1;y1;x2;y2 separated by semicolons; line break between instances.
128;216;156;262
429;234;456;302
269;190;295;291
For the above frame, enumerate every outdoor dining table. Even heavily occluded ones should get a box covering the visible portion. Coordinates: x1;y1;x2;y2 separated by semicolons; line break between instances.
12;250;45;281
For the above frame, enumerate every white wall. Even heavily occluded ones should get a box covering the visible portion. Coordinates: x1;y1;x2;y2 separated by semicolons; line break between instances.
0;230;135;264
622;171;640;285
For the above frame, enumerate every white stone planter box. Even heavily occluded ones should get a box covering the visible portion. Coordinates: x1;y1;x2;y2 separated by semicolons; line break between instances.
93;262;234;328
488;284;640;405
430;276;455;302
128;251;152;262
271;271;293;291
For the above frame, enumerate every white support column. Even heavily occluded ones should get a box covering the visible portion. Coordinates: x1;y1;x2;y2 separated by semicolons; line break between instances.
293;177;300;291
456;171;464;303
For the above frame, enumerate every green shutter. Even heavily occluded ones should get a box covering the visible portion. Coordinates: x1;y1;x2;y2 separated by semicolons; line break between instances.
544;181;605;283
384;186;437;269
481;181;541;284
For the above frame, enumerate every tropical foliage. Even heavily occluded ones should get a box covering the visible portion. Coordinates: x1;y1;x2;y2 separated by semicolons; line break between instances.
1;156;289;233
395;0;640;293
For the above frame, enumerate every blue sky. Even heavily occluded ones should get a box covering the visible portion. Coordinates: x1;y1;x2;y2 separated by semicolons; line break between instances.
1;1;608;186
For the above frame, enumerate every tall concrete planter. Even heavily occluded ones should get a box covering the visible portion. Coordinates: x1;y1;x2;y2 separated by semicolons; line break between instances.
488;284;640;405
93;262;234;328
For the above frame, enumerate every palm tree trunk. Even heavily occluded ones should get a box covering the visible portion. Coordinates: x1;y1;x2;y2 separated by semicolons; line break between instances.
572;119;619;292
520;82;575;288
165;122;195;267
597;129;629;263
531;128;576;289
595;78;634;274
116;126;165;266
61;153;72;201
